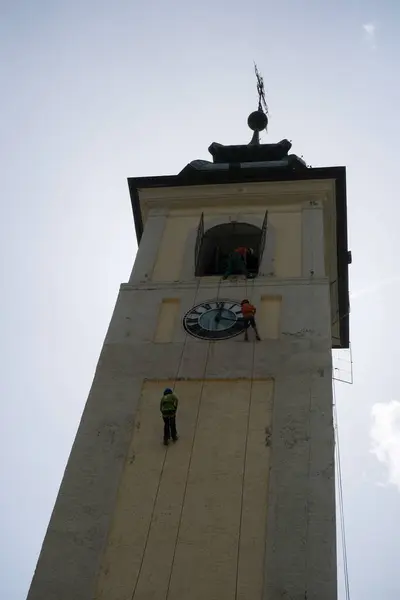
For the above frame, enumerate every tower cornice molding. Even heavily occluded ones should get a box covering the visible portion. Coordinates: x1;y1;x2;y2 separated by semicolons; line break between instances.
139;179;336;221
120;276;331;292
139;179;335;202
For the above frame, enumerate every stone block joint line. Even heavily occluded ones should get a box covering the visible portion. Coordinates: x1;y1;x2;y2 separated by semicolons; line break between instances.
234;337;256;600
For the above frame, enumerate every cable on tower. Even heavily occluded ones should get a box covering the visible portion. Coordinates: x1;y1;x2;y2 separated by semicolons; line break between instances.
333;379;351;600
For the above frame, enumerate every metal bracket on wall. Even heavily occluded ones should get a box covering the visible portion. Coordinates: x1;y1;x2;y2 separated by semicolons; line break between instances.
332;344;353;385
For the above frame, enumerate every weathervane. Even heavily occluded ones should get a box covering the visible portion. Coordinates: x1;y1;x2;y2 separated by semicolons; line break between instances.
254;62;269;117
247;63;269;144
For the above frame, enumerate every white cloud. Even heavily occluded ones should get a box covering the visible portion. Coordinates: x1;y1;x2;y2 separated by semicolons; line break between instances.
363;22;377;49
363;23;375;36
371;401;400;490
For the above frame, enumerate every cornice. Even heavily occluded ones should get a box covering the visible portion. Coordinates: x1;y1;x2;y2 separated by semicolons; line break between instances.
120;277;331;293
138;179;335;201
138;180;335;221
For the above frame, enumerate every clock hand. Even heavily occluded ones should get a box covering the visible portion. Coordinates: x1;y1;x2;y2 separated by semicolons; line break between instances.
214;309;223;323
216;315;237;322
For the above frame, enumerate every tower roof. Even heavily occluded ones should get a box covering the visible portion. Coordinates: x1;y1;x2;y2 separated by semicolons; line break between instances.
186;64;306;172
127;68;350;349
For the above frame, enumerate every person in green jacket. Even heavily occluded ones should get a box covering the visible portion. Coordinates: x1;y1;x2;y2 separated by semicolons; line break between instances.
160;388;179;445
222;247;254;280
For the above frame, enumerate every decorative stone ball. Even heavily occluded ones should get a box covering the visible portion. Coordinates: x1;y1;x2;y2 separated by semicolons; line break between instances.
247;110;268;132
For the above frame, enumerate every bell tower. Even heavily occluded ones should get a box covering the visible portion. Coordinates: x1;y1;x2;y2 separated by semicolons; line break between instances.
27;78;350;600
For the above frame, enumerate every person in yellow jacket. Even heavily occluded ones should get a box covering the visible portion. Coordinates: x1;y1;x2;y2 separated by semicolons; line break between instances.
160;388;179;445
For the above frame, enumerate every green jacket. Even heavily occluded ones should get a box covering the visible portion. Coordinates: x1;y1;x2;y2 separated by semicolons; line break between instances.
160;392;179;416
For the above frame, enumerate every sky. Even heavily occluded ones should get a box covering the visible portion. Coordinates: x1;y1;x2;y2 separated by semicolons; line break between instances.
1;1;400;598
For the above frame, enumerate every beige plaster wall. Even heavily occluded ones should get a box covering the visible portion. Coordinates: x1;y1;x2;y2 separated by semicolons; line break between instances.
152;216;199;281
269;212;302;277
151;210;302;283
95;378;273;600
26;177;339;600
154;299;181;343
258;295;282;339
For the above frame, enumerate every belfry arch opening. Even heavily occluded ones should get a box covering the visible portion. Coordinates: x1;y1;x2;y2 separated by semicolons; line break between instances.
195;214;268;277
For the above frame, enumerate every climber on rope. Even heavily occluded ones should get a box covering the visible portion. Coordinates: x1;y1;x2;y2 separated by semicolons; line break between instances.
241;299;261;341
222;246;254;280
160;388;179;446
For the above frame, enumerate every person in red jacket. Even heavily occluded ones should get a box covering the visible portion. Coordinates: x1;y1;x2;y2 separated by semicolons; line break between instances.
222;247;254;279
241;299;261;341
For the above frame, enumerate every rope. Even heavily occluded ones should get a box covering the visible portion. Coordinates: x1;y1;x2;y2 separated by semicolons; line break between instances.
129;447;168;600
165;276;223;600
219;269;258;599
234;334;257;600
130;278;202;600
131;274;258;600
333;380;351;600
172;278;202;391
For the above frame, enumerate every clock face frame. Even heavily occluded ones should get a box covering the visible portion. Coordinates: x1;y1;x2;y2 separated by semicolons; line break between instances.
183;299;245;340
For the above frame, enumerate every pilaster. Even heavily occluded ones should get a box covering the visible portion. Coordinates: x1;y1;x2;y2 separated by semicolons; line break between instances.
302;203;325;277
259;223;276;276
129;211;167;283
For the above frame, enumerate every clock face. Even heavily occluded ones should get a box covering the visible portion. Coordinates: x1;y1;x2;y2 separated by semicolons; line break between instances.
183;300;245;340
